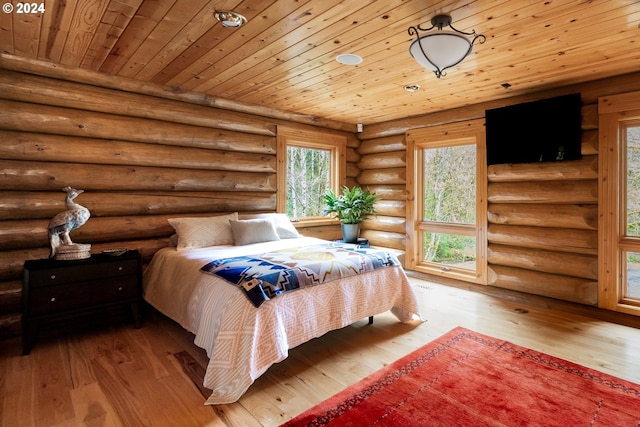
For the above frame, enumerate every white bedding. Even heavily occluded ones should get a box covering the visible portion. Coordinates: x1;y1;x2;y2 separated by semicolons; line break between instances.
143;237;422;404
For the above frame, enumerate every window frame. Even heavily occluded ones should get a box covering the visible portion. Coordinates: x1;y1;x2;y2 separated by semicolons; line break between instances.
406;119;488;284
276;127;346;223
599;91;640;315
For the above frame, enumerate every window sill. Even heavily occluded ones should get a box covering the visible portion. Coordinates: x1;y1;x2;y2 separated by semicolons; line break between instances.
291;217;340;228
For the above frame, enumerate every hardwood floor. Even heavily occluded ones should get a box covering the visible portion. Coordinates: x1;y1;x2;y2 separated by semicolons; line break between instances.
2;276;640;427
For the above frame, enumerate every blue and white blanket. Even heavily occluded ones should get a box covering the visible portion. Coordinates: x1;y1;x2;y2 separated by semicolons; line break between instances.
200;243;400;307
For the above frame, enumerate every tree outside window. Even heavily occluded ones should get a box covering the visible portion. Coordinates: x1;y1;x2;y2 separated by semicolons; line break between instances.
286;146;331;218
422;144;477;266
276;128;346;220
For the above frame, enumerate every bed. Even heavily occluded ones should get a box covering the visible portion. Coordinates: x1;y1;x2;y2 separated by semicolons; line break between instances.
142;213;423;405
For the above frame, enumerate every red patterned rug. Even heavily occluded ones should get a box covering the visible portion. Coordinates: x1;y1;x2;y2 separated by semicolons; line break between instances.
281;327;640;427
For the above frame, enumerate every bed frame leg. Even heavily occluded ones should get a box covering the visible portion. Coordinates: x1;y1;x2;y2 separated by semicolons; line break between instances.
368;316;373;324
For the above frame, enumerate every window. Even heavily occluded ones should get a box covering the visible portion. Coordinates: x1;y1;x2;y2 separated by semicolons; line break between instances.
406;119;487;284
625;125;640;301
276;127;346;220
422;144;477;270
286;145;331;217
599;91;640;315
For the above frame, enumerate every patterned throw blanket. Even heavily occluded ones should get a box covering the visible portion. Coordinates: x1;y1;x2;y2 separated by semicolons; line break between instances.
200;243;400;307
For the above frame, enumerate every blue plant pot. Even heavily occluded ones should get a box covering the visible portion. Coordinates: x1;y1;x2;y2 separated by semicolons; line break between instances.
341;223;360;243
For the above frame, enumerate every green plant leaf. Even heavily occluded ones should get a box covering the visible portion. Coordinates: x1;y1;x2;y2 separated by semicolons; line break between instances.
322;186;377;224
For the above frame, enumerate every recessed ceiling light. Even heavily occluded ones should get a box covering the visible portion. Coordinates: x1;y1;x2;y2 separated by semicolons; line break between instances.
214;10;247;27
403;84;421;93
336;53;363;65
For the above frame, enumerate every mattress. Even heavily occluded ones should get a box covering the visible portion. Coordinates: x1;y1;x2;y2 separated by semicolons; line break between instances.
143;236;422;404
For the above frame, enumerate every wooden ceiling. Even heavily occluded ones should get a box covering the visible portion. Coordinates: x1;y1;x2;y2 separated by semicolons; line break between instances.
1;0;639;126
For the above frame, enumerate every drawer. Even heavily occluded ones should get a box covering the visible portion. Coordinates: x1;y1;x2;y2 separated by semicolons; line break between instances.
29;275;139;316
27;259;139;288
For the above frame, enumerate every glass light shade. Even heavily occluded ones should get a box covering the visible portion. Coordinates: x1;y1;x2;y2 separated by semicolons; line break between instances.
222;19;241;27
409;32;472;71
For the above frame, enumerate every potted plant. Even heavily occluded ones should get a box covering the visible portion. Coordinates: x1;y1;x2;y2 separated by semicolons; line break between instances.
322;185;377;243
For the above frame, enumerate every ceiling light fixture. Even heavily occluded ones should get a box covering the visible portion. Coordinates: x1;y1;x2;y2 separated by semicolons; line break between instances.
214;10;247;28
403;84;421;93
408;14;485;78
336;53;363;65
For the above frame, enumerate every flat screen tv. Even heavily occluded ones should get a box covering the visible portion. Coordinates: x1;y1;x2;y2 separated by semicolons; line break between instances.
485;93;582;165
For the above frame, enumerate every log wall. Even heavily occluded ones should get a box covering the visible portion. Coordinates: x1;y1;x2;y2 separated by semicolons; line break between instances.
3;62;640;338
486;109;599;305
357;136;408;254
355;71;640;306
0;68;356;338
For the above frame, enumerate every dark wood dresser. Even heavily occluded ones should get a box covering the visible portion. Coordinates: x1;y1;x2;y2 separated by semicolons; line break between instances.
22;250;142;354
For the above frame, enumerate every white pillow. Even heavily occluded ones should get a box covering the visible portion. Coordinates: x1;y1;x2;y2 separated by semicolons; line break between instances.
252;213;302;239
229;218;281;245
168;212;238;250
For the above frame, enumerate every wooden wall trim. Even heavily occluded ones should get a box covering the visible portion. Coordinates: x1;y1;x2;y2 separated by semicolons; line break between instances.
598;90;640;114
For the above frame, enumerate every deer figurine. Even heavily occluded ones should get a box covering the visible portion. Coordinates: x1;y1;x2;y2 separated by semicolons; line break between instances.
48;187;91;258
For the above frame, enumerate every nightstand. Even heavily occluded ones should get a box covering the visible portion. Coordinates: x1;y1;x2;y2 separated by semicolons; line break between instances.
22;250;142;355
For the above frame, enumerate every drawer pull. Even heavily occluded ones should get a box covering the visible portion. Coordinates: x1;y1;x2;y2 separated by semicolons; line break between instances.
118;286;123;291
118;266;123;271
50;274;56;280
50;297;56;302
